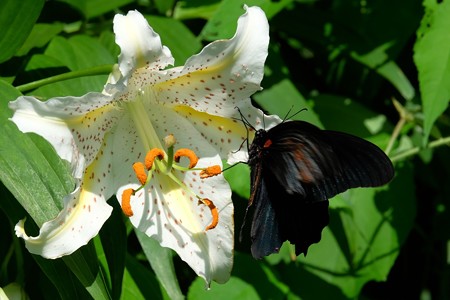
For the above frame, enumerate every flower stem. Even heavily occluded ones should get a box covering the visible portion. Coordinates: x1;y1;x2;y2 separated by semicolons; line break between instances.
16;64;114;93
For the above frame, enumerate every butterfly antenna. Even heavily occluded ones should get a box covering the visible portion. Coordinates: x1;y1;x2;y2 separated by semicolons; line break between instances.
282;106;308;122
235;106;256;131
235;106;256;151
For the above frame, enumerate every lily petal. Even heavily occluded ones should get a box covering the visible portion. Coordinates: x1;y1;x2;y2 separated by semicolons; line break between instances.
114;10;174;77
9;94;121;178
15;178;112;258
155;6;269;116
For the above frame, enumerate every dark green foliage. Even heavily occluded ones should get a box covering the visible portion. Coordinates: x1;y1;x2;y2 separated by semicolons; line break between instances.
0;0;449;299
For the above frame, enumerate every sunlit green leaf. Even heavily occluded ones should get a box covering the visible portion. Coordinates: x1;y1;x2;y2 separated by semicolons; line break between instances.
200;0;294;41
85;0;134;19
145;16;202;65
0;0;44;62
26;35;114;96
0;81;74;226
188;276;259;300
16;23;64;57
254;78;323;127
414;0;450;144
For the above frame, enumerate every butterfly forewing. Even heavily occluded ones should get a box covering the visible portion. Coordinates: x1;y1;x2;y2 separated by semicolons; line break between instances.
262;121;394;201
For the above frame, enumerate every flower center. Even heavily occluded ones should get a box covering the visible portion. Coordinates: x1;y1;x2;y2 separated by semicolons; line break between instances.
121;134;222;231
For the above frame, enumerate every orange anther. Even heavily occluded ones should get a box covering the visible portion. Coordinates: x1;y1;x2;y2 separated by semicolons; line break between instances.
145;148;165;170
200;165;222;178
174;148;199;169
198;198;218;231
132;162;147;185
121;188;135;217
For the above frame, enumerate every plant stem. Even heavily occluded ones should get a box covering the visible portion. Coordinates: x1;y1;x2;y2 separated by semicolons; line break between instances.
390;136;450;163
16;64;114;93
386;99;411;155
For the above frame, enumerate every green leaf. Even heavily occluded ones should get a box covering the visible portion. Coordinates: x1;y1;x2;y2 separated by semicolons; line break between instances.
289;163;415;298
173;1;221;20
189;252;290;299
135;229;184;300
414;0;450;144
223;163;250;199
62;243;102;289
188;276;259;300
85;0;134;19
120;265;145;299
199;0;294;41
312;94;393;140
99;201;127;300
122;254;165;300
153;0;177;15
253;79;323;127
0;81;74;226
27;35;114;97
145;16;202;65
351;43;415;101
60;242;111;299
16;23;64;57
33;255;93;300
0;0;45;62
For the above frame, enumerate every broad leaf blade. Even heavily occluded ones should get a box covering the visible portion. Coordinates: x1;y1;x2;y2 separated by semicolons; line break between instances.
0;81;74;226
135;229;184;300
0;0;44;62
99;201;127;300
414;0;450;143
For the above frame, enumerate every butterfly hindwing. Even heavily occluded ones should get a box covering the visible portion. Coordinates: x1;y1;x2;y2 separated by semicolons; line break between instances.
250;166;330;258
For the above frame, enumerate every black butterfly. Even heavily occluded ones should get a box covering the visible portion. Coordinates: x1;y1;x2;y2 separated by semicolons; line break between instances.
244;119;395;259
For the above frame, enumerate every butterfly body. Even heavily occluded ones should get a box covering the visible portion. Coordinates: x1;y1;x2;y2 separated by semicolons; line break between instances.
246;120;394;259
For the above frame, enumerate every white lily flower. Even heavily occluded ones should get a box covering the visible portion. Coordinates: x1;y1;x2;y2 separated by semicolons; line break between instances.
9;6;271;284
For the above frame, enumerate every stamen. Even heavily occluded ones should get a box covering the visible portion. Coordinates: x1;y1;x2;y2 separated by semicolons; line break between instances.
198;198;218;231
132;162;147;185
174;148;199;169
145;148;165;170
200;165;222;178
121;188;135;217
